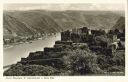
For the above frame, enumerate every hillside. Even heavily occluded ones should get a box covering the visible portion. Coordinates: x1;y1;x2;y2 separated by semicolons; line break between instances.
4;26;125;76
3;10;124;43
112;16;125;31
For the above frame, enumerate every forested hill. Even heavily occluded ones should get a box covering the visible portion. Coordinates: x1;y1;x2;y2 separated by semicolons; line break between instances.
3;10;124;38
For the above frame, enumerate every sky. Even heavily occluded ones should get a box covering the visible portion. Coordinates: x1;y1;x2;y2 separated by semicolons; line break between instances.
4;3;125;11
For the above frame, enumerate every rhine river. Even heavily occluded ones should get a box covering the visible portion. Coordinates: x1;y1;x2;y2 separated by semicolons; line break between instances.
3;33;61;66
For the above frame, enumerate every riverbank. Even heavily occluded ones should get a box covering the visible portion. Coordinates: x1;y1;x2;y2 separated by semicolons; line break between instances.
3;33;61;66
3;34;57;50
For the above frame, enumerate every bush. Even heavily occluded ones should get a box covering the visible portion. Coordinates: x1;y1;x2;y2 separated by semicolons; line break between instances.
62;49;104;75
97;55;112;70
4;64;60;76
97;50;125;73
107;66;125;72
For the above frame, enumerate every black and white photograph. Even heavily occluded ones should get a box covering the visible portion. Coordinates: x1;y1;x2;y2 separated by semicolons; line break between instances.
3;3;125;76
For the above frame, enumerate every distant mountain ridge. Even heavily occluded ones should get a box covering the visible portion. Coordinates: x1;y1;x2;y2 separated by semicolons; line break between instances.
3;10;125;39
